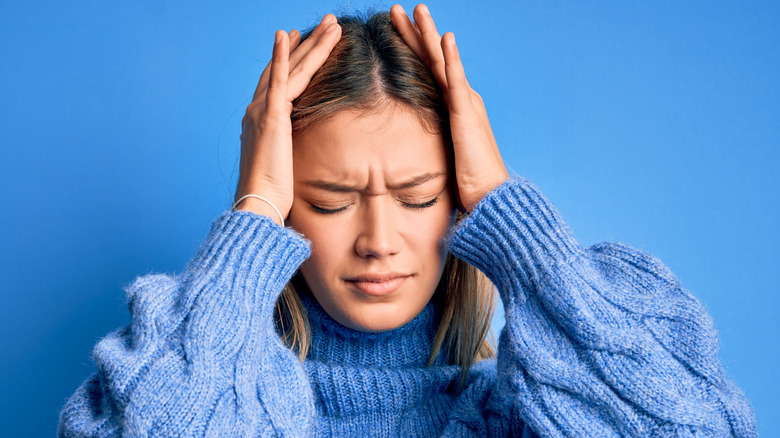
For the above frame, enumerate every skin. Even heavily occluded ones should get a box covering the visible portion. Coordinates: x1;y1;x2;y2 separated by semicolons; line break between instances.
235;4;509;332
287;106;455;332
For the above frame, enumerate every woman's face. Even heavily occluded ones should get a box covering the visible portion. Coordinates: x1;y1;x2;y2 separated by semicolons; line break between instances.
287;105;454;332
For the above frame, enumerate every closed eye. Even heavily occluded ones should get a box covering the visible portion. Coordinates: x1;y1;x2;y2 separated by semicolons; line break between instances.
310;196;440;214
401;196;440;209
311;204;350;214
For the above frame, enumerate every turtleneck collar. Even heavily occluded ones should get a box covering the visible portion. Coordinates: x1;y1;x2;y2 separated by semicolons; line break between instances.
299;288;440;369
293;280;466;420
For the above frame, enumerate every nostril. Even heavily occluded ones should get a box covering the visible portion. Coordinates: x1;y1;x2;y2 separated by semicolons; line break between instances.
354;226;400;258
355;236;395;258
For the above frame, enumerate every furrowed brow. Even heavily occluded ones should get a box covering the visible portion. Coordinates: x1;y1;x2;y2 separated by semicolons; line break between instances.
302;180;362;193
386;172;445;190
303;172;445;193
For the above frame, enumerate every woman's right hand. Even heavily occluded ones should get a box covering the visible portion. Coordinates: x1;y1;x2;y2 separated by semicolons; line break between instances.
234;15;342;224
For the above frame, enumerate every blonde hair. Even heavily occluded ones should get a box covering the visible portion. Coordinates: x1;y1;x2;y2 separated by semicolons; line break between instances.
275;11;496;387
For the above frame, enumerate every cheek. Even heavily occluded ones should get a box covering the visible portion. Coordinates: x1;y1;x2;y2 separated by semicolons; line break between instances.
408;195;455;262
288;203;351;277
429;192;456;237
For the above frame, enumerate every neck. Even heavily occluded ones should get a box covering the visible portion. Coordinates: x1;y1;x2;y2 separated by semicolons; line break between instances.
298;286;441;368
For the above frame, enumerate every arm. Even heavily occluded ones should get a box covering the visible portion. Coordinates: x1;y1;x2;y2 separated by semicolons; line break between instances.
60;15;344;437
448;178;757;437
58;211;314;437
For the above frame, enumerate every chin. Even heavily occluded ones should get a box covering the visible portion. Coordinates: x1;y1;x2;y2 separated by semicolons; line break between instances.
339;302;421;333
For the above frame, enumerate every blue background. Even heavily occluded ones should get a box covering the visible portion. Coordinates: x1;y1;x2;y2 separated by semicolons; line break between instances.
1;0;777;436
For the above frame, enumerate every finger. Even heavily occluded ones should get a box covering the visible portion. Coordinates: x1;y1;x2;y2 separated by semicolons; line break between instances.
443;34;501;159
252;29;301;102
252;29;296;103
265;30;290;119
287;14;336;74
253;15;333;102
289;29;301;52
286;22;342;99
413;4;447;89
252;60;273;102
441;32;472;116
389;5;425;59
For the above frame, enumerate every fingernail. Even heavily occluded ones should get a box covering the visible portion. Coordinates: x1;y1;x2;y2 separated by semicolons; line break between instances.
275;31;283;43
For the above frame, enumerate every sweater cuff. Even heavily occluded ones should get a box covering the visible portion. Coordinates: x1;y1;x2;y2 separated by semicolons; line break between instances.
181;210;311;314
446;178;581;296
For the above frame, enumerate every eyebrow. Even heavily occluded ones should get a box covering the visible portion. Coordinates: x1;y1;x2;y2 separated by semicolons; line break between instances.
303;172;445;192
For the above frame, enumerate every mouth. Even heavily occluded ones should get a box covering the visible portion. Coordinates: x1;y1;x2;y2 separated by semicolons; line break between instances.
344;273;411;296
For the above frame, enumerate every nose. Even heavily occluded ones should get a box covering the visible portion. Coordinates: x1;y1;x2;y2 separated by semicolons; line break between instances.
354;197;402;259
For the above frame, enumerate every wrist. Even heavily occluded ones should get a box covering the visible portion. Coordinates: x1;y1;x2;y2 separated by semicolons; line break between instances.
234;197;285;226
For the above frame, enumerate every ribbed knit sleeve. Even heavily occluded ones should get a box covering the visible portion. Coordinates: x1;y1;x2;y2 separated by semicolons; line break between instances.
58;211;315;437
447;178;757;437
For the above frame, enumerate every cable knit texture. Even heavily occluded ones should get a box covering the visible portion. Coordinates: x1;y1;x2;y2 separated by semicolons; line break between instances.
59;178;757;437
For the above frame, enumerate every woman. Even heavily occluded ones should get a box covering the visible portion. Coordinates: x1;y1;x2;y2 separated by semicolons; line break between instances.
59;4;757;437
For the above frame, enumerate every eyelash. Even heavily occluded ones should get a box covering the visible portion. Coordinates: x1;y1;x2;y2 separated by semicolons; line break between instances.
311;196;440;215
402;197;440;209
311;205;348;215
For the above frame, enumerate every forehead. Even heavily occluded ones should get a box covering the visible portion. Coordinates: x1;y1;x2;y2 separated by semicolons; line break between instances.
291;106;449;186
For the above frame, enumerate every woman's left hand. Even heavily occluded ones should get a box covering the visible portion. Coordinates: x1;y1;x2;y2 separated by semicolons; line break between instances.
390;3;509;212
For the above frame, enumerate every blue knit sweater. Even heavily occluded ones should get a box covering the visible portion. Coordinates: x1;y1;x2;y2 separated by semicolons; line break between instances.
59;178;757;437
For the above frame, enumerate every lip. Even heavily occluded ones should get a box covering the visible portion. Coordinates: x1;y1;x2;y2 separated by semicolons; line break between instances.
344;273;411;296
